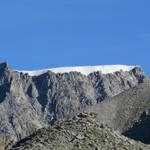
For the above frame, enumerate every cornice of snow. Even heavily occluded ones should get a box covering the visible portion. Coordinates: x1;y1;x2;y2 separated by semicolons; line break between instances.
15;65;137;76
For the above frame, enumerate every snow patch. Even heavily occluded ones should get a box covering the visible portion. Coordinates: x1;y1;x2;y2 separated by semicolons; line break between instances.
16;65;136;76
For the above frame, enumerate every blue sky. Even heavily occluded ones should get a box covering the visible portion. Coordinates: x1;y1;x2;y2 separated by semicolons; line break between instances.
0;1;150;75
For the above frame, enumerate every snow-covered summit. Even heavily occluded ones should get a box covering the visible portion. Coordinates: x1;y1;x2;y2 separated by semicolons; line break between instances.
16;65;136;76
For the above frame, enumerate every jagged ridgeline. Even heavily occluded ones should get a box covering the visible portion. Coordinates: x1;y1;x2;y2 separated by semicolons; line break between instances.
0;62;148;144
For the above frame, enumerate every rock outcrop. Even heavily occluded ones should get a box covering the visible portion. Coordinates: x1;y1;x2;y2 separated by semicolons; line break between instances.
11;113;150;150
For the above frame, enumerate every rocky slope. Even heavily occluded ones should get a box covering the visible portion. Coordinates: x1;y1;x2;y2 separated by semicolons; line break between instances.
0;62;148;143
11;113;150;150
86;81;150;143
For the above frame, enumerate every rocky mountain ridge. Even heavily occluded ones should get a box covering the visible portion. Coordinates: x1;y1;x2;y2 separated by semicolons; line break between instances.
0;62;148;144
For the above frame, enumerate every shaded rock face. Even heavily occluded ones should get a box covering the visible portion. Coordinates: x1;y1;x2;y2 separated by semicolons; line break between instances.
11;113;150;150
123;110;150;144
0;62;148;143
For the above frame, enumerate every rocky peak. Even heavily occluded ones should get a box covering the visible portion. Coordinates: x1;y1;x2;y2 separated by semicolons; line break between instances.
0;62;11;77
0;62;10;70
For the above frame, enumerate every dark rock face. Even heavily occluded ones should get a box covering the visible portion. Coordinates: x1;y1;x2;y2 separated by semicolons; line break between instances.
123;110;150;144
11;113;150;150
0;62;148;143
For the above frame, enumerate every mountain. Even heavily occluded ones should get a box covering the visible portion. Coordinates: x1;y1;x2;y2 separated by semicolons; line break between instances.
0;62;148;144
86;81;150;144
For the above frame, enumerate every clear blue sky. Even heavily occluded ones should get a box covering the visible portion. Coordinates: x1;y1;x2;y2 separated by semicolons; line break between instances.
0;1;150;75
